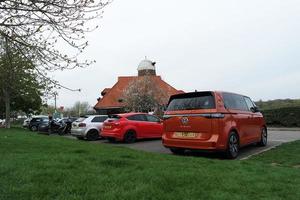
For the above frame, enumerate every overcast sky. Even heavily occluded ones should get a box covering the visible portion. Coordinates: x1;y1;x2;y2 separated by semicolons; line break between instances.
51;0;300;108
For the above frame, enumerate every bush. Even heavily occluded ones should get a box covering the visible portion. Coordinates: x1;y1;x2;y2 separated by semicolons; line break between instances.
262;107;300;127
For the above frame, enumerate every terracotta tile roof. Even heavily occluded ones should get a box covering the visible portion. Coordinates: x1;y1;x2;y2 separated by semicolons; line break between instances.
101;88;111;96
94;76;183;109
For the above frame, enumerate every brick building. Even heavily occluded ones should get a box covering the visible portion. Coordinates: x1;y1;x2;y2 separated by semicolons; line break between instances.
94;59;183;114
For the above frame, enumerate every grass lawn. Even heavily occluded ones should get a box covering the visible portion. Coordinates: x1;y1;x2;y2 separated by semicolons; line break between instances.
0;128;299;200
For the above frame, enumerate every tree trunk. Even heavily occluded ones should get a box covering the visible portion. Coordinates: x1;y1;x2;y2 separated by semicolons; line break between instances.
3;36;11;128
3;89;11;128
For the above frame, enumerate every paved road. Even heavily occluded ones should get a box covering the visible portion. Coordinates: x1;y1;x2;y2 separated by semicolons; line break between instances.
68;130;300;160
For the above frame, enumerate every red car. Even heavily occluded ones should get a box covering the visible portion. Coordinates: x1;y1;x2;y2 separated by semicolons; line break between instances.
101;113;163;143
163;91;267;159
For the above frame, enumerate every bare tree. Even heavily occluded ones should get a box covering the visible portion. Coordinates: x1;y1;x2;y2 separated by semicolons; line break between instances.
0;1;110;127
69;101;92;117
0;0;110;71
122;76;169;115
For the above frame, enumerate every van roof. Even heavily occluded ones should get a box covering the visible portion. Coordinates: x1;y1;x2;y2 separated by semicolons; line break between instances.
170;91;249;99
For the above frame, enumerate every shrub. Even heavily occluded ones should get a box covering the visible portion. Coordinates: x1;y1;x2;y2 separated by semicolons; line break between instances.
262;107;300;127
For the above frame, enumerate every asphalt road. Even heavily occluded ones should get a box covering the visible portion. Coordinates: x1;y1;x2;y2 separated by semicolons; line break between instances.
89;130;300;159
69;129;300;160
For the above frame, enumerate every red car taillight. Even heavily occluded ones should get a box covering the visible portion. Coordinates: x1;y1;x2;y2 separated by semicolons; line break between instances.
105;120;120;127
112;122;120;126
78;123;86;127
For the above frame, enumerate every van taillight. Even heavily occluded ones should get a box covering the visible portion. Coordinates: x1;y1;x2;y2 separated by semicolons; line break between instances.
79;123;86;127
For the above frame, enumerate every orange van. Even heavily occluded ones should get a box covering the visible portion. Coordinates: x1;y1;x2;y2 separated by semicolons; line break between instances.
162;91;267;159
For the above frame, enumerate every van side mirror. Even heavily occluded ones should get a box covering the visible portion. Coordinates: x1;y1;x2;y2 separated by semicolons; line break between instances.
250;107;260;113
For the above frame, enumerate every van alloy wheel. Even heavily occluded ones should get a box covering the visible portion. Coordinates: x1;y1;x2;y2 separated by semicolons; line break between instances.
226;132;239;159
258;128;267;146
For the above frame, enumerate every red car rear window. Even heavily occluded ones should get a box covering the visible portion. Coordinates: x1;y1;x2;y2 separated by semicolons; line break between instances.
107;115;121;121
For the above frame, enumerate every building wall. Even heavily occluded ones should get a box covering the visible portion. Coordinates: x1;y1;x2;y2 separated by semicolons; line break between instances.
96;108;124;115
138;69;156;76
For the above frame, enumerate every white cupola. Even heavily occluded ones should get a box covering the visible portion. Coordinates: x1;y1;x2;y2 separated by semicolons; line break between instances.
137;58;156;76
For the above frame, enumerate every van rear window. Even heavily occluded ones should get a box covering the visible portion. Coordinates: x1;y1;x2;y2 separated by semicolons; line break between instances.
167;92;215;111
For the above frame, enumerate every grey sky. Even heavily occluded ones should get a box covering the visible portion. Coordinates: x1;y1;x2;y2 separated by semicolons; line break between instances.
51;0;300;108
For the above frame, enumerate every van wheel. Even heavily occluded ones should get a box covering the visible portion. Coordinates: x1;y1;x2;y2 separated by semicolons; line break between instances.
123;130;136;143
170;148;185;155
258;127;267;146
226;132;239;159
86;130;99;141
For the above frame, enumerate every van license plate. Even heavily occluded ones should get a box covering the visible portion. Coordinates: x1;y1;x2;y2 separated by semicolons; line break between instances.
173;132;198;138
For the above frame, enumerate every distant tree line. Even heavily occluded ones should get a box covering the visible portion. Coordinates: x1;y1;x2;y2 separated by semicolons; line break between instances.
41;101;95;118
255;99;300;110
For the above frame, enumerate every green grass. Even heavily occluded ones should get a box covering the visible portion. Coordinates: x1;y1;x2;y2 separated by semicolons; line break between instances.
0;128;299;200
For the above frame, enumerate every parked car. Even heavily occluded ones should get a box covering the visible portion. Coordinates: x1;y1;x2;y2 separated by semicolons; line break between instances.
162;91;267;159
59;117;78;134
101;113;163;143
71;115;108;140
23;118;31;128
38;117;78;135
28;116;49;131
38;119;61;134
0;119;5;128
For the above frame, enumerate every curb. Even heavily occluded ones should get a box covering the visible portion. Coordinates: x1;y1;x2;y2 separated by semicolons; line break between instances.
267;127;300;132
239;143;282;160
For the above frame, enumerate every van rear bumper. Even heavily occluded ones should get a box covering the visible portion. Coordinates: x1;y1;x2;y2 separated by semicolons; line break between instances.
162;134;226;150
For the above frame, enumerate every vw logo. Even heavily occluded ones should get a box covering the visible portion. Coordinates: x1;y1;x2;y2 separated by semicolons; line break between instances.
181;117;189;125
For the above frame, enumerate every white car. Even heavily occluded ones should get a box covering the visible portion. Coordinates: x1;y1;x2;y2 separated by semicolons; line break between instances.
23;118;31;128
71;115;108;140
0;119;5;127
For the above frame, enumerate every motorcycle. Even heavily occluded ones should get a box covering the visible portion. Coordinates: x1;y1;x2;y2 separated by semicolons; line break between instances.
38;119;72;135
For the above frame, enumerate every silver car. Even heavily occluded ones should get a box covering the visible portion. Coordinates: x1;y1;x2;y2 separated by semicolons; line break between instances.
23;118;31;128
71;115;108;140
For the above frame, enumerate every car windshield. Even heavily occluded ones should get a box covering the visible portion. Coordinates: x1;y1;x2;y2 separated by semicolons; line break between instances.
167;92;215;111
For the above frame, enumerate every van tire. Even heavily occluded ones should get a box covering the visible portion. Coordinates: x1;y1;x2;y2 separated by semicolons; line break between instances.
258;127;267;146
86;130;99;141
123;130;136;143
170;148;185;155
226;132;239;159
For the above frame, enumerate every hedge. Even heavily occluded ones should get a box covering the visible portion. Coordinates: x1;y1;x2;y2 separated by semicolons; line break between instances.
262;107;300;127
